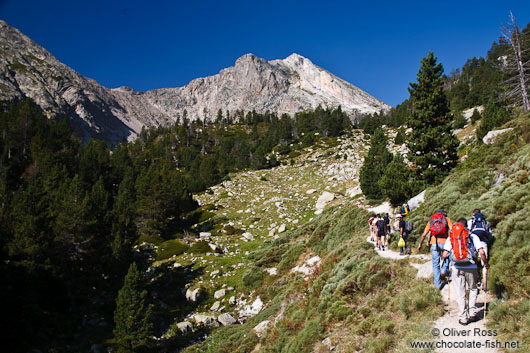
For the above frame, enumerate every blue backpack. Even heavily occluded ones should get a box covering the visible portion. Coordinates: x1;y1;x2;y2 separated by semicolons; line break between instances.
470;213;492;242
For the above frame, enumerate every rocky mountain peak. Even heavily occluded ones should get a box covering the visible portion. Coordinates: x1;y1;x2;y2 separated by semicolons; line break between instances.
234;53;267;66
1;20;391;146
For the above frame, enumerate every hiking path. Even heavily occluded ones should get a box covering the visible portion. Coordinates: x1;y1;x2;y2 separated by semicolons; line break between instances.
367;236;500;353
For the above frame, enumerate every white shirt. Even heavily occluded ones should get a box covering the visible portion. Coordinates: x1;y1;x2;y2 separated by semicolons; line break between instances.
444;232;485;269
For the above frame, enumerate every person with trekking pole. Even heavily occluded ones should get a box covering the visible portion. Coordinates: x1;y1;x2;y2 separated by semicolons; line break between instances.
417;209;452;289
467;209;493;289
442;218;488;325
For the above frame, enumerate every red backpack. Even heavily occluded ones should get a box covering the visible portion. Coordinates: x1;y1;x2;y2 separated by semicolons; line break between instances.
449;223;475;264
430;211;448;237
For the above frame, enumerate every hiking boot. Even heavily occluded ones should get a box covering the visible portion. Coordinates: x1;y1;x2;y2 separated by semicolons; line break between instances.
440;272;447;282
459;318;469;326
399;252;404;256
468;315;480;323
406;249;412;255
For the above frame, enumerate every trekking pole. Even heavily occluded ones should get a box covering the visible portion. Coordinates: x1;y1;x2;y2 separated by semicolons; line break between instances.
484;268;488;323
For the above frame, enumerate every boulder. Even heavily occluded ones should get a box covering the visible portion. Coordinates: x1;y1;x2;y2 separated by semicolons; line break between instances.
407;190;425;212
217;313;237;326
192;314;219;328
242;232;254;241
176;321;193;333
483;128;514;144
214;289;226;299
185;288;202;302
239;297;264;318
316;192;335;210
291;256;322;278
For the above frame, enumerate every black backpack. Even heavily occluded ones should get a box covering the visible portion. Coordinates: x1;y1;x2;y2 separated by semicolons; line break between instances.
376;219;386;235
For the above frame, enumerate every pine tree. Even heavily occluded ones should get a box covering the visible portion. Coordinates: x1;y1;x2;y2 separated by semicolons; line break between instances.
379;154;412;206
407;52;459;191
114;262;152;353
359;128;393;199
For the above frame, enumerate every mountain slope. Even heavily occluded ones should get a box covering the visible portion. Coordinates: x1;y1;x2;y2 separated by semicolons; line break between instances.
0;20;390;145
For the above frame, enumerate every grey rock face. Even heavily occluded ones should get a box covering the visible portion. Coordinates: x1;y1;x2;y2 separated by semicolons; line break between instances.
1;20;390;146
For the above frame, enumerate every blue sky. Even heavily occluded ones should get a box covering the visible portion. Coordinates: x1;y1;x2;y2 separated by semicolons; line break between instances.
1;0;530;107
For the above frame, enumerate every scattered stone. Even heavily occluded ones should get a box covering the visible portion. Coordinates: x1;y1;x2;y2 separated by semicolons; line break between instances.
173;262;183;269
278;224;286;233
322;337;335;350
306;189;317;194
253;320;270;337
229;296;237;305
176;321;193;333
264;267;277;275
218;313;237;326
291;256;322;278
199;232;211;240
493;172;505;188
210;301;221;311
214;289;226;299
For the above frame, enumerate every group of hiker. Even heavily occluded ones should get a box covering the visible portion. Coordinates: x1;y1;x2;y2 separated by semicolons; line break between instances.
368;207;493;326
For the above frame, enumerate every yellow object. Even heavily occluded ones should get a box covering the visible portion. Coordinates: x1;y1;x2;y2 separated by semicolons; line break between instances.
398;237;405;247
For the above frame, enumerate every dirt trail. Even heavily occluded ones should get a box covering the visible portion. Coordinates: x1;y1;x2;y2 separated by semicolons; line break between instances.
367;237;500;353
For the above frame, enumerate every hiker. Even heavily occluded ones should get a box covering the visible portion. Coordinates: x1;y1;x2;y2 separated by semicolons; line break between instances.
442;218;488;325
417;209;452;289
384;213;391;237
369;215;376;242
376;214;387;251
397;214;411;255
467;209;493;286
400;203;410;218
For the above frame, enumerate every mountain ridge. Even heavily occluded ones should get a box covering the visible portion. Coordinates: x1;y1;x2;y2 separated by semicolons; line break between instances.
0;20;390;145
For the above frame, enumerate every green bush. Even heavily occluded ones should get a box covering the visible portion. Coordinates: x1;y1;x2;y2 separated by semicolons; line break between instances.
189;240;210;253
155;239;189;261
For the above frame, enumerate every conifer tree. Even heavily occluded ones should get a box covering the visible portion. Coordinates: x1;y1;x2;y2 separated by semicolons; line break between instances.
114;262;152;353
359;128;393;199
379;154;412;206
407;52;459;191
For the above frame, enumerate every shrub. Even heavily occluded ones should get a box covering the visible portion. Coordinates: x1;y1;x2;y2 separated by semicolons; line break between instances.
155;239;189;261
189;241;210;253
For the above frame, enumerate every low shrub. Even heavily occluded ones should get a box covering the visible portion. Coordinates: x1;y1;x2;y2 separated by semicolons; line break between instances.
155;239;189;261
189;241;210;253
